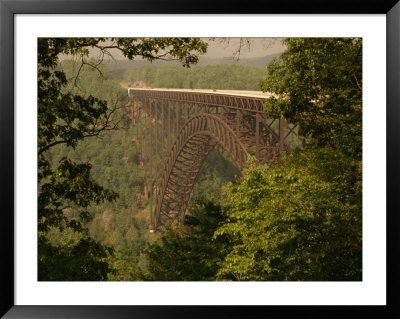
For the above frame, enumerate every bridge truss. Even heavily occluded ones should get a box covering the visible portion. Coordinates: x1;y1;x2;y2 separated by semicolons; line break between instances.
128;89;303;231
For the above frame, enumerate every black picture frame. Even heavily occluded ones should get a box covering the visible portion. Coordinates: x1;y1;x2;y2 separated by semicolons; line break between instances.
1;0;399;318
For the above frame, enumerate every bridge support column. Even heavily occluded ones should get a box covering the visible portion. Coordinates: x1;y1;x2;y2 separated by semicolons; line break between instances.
168;102;171;154
161;101;164;162
149;101;153;223
279;117;286;157
256;113;260;162
135;103;139;147
139;104;143;164
155;101;159;181
176;105;179;136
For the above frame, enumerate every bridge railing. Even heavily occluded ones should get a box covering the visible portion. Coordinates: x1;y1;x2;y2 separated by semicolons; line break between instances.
128;88;275;114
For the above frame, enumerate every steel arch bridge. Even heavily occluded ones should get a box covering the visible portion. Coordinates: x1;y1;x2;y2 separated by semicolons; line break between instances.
128;88;303;231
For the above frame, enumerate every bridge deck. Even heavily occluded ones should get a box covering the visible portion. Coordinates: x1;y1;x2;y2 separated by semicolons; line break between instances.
128;88;275;99
128;88;277;113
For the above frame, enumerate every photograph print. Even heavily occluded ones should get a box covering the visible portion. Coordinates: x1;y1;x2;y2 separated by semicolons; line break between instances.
38;37;362;281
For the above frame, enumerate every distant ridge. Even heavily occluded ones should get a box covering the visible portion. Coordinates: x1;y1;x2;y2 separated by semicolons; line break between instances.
103;52;282;71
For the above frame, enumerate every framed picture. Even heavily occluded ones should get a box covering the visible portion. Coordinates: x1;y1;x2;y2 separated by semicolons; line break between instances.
1;0;399;317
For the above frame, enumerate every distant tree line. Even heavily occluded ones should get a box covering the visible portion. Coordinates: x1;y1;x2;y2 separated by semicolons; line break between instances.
123;64;266;90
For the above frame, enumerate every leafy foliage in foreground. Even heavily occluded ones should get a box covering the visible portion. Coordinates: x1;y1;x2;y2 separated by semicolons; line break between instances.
260;38;362;160
215;148;362;281
38;234;113;281
141;198;231;281
211;38;362;281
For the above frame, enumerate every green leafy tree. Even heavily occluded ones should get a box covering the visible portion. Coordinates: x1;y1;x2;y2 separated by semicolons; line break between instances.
213;38;362;281
38;38;207;280
260;38;362;160
141;198;232;281
215;149;362;281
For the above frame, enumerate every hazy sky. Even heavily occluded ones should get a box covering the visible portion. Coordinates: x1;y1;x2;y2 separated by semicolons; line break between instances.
82;38;286;62
204;38;286;59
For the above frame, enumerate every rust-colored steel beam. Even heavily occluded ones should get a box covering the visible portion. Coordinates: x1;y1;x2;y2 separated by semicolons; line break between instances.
129;89;274;114
152;114;252;231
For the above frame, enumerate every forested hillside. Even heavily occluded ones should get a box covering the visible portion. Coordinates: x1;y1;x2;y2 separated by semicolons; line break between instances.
103;53;280;80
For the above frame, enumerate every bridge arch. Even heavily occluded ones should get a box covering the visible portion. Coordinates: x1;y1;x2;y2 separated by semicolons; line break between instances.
153;114;249;231
128;89;302;231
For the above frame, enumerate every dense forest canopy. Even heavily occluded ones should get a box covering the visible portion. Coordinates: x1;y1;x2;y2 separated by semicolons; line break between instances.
38;37;362;281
